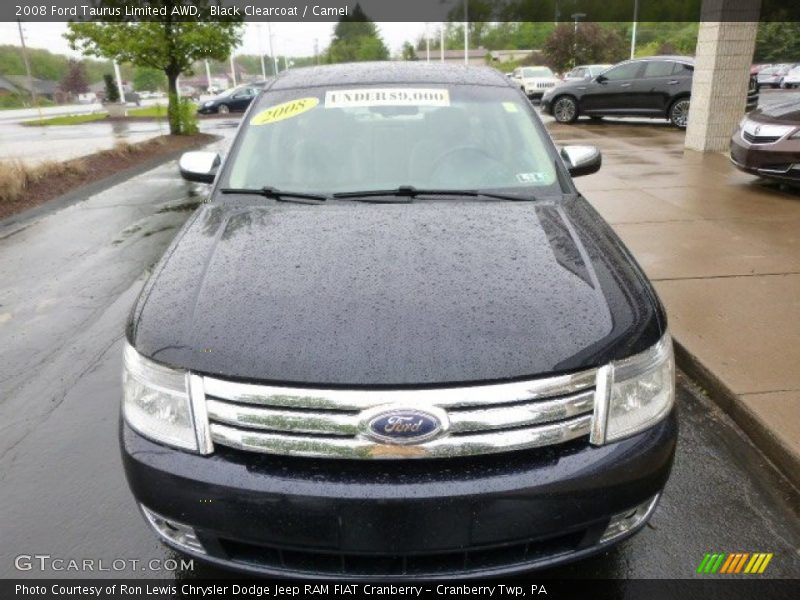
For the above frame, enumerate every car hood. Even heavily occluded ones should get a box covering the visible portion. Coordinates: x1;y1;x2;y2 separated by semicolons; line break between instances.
751;101;800;124
129;197;664;386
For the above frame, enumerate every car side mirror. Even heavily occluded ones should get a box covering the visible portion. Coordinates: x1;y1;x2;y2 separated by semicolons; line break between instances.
595;75;607;84
179;151;221;183
561;145;602;177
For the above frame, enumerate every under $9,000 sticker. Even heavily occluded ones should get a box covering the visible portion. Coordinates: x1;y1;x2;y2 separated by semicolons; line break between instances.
250;97;319;125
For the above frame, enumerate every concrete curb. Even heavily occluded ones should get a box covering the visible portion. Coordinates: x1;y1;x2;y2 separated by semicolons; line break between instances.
674;340;800;491
0;135;220;240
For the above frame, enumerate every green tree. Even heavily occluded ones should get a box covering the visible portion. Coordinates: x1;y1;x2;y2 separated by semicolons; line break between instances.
401;42;418;61
755;21;800;63
326;4;389;64
103;74;120;102
132;67;166;91
65;1;243;134
543;23;627;73
60;59;89;96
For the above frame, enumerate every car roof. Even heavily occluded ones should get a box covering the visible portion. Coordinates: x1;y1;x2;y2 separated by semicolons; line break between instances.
628;55;694;65
267;61;512;91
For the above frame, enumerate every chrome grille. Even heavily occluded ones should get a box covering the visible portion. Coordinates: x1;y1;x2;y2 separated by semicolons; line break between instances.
199;370;598;459
742;131;780;144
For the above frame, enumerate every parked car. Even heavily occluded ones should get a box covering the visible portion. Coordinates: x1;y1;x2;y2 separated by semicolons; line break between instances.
562;64;613;82
122;63;676;578
750;63;772;76
197;82;265;114
510;65;561;99
541;56;757;129
756;64;794;89
730;100;800;183
782;65;800;89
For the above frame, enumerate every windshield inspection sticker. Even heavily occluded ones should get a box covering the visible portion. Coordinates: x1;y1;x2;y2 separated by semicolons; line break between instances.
503;102;519;113
325;88;450;108
250;97;319;125
517;172;548;183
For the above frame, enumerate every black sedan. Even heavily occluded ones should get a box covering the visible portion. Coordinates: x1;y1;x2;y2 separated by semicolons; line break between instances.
124;62;676;579
197;82;266;114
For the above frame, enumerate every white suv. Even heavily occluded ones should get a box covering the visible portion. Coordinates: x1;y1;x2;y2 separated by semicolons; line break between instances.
511;66;561;100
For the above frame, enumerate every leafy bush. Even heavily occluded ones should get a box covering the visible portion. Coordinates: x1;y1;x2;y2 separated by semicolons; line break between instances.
178;98;198;135
103;73;119;103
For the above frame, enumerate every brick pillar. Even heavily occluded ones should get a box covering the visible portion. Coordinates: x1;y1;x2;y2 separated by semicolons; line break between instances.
685;0;761;152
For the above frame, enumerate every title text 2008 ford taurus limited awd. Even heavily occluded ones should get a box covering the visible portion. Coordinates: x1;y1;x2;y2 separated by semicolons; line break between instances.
122;63;676;579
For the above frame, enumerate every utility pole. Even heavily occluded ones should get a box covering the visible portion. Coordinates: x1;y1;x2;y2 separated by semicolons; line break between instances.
258;24;267;80
16;19;41;119
314;38;319;65
630;0;639;59
229;54;237;86
267;21;279;75
113;60;126;103
425;23;430;62
204;59;212;93
440;26;444;61
463;0;469;65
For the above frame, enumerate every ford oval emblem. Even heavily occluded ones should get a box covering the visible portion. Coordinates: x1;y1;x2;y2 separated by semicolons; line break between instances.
364;408;445;445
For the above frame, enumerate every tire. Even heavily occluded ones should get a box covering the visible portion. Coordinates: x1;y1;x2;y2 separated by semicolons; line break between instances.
217;104;230;114
552;96;578;124
669;97;691;129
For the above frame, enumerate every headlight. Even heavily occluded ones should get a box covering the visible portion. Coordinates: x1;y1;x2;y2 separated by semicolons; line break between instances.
592;333;675;444
122;343;198;451
203;101;214;107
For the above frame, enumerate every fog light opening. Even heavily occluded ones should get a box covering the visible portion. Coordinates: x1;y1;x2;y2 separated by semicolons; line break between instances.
140;505;207;554
599;493;660;544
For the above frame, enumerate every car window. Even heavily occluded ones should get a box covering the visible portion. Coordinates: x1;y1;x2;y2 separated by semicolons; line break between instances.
672;63;693;75
573;68;585;77
642;61;675;78
601;63;641;81
224;85;560;195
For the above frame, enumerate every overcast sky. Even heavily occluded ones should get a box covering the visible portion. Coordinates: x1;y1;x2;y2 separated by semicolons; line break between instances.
0;21;436;60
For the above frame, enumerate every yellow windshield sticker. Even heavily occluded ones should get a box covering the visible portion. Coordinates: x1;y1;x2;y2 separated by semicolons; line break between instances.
503;102;519;113
250;97;319;125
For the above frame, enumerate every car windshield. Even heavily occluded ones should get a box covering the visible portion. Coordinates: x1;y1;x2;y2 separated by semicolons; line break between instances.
521;67;553;78
223;84;561;196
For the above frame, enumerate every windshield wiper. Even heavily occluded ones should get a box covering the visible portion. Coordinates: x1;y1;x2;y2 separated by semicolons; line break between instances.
332;185;536;202
220;186;327;204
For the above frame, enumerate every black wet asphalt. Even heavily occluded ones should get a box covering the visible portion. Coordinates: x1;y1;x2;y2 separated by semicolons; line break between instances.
0;120;798;581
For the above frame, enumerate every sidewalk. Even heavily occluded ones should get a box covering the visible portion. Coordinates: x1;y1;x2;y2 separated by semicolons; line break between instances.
548;119;800;489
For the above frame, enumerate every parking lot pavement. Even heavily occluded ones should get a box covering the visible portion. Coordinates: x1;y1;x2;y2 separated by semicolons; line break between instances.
545;116;800;490
0;142;798;579
0;105;237;165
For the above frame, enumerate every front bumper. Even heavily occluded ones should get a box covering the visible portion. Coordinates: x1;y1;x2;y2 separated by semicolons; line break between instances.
730;133;800;182
122;409;677;579
540;97;554;114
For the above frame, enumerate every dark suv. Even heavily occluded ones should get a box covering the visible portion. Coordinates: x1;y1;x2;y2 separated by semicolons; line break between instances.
542;56;757;129
122;62;677;579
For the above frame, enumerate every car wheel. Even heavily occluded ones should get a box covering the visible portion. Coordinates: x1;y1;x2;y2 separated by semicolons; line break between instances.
218;104;230;114
669;97;690;129
552;96;578;124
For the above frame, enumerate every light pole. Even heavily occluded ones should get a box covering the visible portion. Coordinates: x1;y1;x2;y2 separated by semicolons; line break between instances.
571;13;586;68
425;22;430;62
258;24;266;80
229;54;236;86
267;21;278;75
464;0;469;65
630;0;639;59
440;25;445;61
